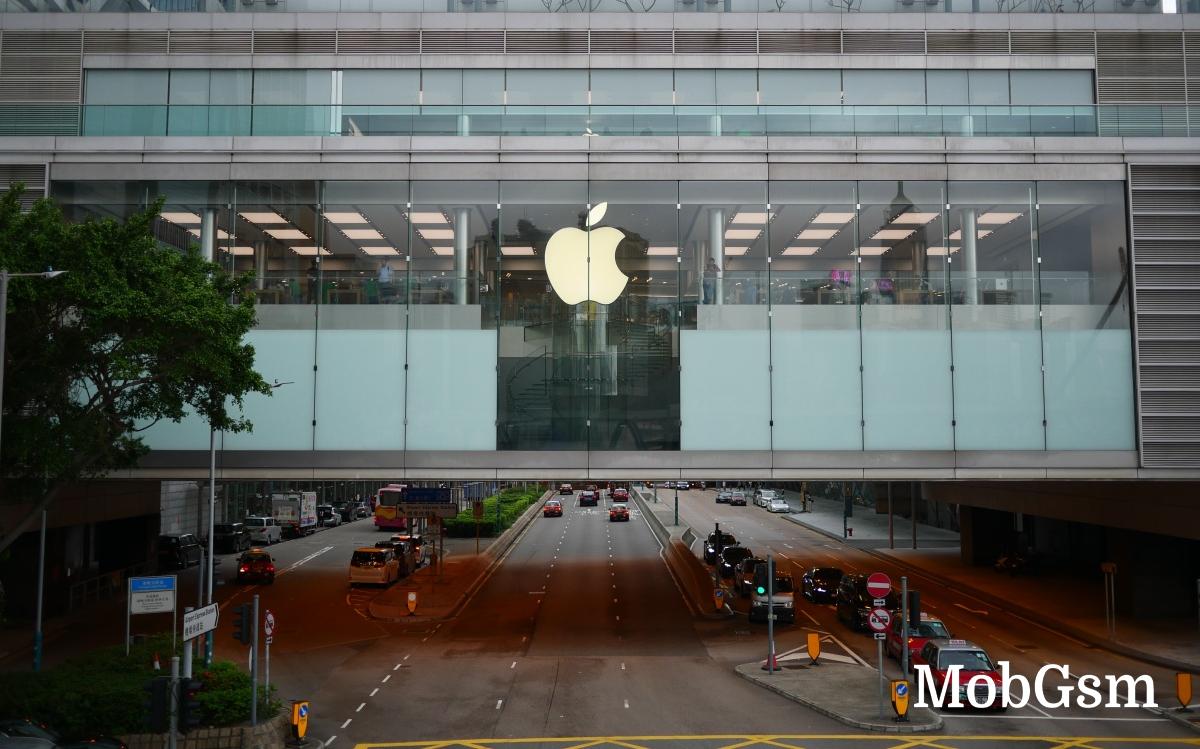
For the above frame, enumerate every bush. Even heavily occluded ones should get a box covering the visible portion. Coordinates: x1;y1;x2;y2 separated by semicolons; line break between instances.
196;661;281;726
443;486;544;538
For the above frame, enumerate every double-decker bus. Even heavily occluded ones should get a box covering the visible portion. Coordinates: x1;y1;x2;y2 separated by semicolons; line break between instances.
374;484;410;530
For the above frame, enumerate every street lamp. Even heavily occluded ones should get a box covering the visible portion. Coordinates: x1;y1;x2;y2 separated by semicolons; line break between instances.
0;268;69;673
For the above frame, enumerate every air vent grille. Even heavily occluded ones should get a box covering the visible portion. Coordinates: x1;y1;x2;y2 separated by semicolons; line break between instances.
1141;442;1200;467
675;30;757;54
1136;267;1200;288
1097;78;1186;103
1131;190;1200;213
842;31;924;54
589;30;673;54
1;31;82;55
505;30;587;54
0;33;80;104
0;105;77;136
336;30;419;55
1009;31;1095;55
1135;290;1200;314
421;30;505;54
253;30;336;55
1098;31;1182;56
926;31;1008;55
1140;366;1200;389
1135;241;1200;264
168;31;253;55
83;31;169;55
758;30;840;54
1136;315;1200;339
1141;416;1200;440
1142;392;1200;414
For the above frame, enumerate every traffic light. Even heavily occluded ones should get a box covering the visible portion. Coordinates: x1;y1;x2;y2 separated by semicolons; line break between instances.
177;679;204;734
907;590;921;627
143;676;170;733
232;603;252;646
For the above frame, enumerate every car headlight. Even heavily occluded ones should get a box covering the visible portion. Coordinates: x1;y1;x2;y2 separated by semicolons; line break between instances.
782;601;794;608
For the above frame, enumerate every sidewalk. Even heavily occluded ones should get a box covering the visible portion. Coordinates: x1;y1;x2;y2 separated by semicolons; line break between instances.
784;493;1200;672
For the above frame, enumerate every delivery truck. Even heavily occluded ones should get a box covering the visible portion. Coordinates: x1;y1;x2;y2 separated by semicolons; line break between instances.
272;491;318;538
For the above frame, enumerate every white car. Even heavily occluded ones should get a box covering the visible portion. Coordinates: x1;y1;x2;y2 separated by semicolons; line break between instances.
767;498;791;513
349;547;400;586
755;489;779;508
244;516;282;545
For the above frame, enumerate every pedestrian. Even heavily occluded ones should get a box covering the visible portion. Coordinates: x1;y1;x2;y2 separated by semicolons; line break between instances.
703;257;718;304
305;258;320;304
377;259;393;303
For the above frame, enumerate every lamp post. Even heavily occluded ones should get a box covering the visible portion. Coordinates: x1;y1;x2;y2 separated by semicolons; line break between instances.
674;485;679;527
0;269;69;673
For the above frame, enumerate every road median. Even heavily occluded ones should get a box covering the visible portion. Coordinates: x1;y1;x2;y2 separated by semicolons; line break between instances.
632;487;729;619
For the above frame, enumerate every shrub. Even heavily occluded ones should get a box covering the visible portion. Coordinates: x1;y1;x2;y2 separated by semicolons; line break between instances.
443;486;544;538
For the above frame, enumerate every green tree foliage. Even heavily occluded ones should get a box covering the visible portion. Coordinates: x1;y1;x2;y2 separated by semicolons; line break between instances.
443;487;544;537
0;185;270;552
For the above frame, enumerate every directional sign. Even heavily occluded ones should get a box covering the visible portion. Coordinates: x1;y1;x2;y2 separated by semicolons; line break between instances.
866;572;892;599
130;575;176;615
868;607;891;633
396;504;458;519
183;603;219;640
264;610;276;637
401;488;453;504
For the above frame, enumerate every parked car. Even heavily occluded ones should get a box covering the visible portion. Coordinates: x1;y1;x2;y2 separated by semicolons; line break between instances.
390;533;428;568
317;504;342;527
349;547;401;586
609;503;630;522
157;533;202;570
703;531;737;564
244;516;282;545
543;499;564;517
353;502;371;519
689;481;706;489
754;489;780;508
719;546;753;579
912;639;1005;711
836;573;900;631
735;556;766;596
887;613;952;664
767;498;791;513
729;492;748;507
801;567;844;603
0;720;125;749
579;490;599;507
213;522;251;554
335;503;355;522
236;548;276;584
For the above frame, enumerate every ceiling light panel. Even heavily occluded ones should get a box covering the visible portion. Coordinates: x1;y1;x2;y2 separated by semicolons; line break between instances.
221;246;255;256
782;246;821;256
239;212;289;225
265;228;309;240
188;228;232;240
810;212;855;225
430;247;455;256
948;229;993;241
724;229;762;240
360;246;400;256
857;246;891;256
647;246;679;256
926;246;960;256
323;212;368;225
418;228;455;240
796;228;839;240
343;228;384;241
161;212;201;225
730;212;772;225
290;246;330;256
408;212;449;224
501;246;536;256
871;229;916;241
891;212;939;225
977;212;1022;225
724;246;749;256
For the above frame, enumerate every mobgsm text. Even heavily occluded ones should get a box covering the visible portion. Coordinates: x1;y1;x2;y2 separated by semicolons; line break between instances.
913;663;1159;709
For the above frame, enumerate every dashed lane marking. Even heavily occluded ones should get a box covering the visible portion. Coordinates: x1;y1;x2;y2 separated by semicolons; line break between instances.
325;736;335;745
403;654;410;660
341;719;353;729
624;700;630;709
511;661;517;669
356;703;366;712
381;675;390;683
370;688;379;697
393;664;401;671
496;700;504;710
280;546;335;576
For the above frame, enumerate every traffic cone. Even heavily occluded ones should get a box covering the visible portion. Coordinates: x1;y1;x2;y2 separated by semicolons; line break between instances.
761;653;779;671
153;652;161;671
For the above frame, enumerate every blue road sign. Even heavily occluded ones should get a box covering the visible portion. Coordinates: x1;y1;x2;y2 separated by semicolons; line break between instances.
896;683;908;696
403;488;452;504
299;705;308;718
131;576;176;593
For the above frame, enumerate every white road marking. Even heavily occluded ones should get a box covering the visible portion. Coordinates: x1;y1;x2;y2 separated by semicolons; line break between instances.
616;615;621;621
327;737;337;745
393;663;401;671
369;688;379;697
1028;702;1052;718
496;700;504;710
521;636;527;643
356;703;366;712
940;715;1165;722
783;543;794;549
382;675;390;683
511;661;517;669
613;598;618;603
403;654;410;660
802;610;820;626
624;700;630;709
280;546;334;576
341;719;352;729
954;603;989;616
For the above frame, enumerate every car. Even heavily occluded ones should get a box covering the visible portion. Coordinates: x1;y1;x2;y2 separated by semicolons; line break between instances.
353;502;371;519
767;498;791;513
349;547;401;586
703;531;737;564
801;567;844;603
317;504;342;527
913;639;1004;711
718;546;754;579
715;490;732;504
559;483;573;495
750;570;796;624
157;533;202;570
236;548;276;584
609;503;630;521
754;489;779;508
213;522;251;554
543;499;564;517
836;573;900;631
730;492;748;507
374;537;418;575
689;481;706;489
244;516;282;545
579;490;599;507
0;719;125;749
887;613;952;664
334;503;355;522
388;534;425;570
610;487;630;502
585;483;599;493
674;481;690;490
735;556;766;596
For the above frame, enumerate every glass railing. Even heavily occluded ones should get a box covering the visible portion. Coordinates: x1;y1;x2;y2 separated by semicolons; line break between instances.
0;0;1168;11
17;104;1194;138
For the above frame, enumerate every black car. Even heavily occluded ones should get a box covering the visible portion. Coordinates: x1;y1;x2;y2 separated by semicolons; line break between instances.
236;548;276;584
801;567;844;603
213;522;250;554
335;503;355;522
703;531;737;564
157;533;203;570
719;546;754;579
0;719;125;749
715;491;732;504
579;490;599;507
735;556;766;596
835;573;900;631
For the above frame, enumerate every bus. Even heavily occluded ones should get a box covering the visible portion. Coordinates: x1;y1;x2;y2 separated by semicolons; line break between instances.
374;484;410;531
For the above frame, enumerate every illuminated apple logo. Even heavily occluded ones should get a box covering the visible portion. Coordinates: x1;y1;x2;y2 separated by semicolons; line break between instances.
544;202;628;305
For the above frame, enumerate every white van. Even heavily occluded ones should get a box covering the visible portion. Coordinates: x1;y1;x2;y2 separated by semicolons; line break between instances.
755;489;779;508
244;516;282;545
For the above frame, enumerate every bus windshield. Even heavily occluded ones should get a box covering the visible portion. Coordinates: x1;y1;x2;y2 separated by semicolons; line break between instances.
376;486;406;507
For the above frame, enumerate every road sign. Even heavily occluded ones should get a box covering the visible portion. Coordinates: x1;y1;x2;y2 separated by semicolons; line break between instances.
874;632;886;640
264;610;276;637
866;572;892;599
396;504;458;519
868;607;891;633
182;603;219;640
130;575;177;614
291;700;310;740
401;488;453;504
473;500;484;520
873;598;887;607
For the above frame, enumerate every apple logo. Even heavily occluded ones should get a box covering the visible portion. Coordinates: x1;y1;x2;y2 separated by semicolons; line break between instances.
544;202;629;305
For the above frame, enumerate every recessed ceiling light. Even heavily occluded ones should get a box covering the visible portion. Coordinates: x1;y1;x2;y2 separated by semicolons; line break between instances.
730;212;772;225
647;246;678;256
892;212;939;225
408;212;448;224
782;246;821;256
188;228;232;240
430;247;455;256
926;246;960;256
418;228;455;240
811;212;855;225
265;228;309;240
343;228;384;241
872;229;916;241
501;246;536;256
977;212;1022;225
948;229;993;241
324;212;368;225
724;229;762;240
161;212;201;225
796;228;839;240
221;246;255;256
857;246;891;256
724;246;749;256
239;212;289;225
290;246;330;256
360;246;400;256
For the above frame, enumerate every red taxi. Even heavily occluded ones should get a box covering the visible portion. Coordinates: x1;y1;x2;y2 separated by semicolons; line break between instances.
912;639;1005;711
543;499;564;517
236;548;276;584
609;503;630;522
887;613;951;663
611;487;630;502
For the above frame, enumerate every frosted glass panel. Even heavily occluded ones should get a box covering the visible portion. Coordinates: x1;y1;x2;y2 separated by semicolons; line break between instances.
406;330;497;451
771;317;862;451
314;330;406;450
843;70;924;105
141;405;212;451
861;308;953;450
681;330;770;450
951;313;1045;450
223;329;316;450
1043;323;1135;450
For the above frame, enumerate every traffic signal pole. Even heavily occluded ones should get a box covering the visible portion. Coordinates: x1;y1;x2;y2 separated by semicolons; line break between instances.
251;594;259;726
169;656;180;749
182;607;193;679
767;556;776;675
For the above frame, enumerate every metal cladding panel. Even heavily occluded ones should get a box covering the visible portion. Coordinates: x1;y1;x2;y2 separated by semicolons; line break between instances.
83;31;169;55
1131;164;1200;467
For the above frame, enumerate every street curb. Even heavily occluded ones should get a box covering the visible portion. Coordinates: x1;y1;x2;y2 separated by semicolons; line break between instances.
733;665;944;733
631;488;729;620
1155;707;1200;735
782;514;1200;674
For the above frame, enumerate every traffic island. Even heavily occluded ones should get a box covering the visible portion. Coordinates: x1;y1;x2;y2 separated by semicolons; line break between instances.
734;660;943;733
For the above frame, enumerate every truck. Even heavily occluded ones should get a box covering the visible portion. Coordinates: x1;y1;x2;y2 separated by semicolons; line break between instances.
272;491;318;538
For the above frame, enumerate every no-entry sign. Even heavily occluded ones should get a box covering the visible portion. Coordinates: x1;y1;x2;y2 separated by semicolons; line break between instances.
866;572;892;599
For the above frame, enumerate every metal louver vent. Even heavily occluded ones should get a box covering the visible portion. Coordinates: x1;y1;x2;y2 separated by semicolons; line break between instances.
83;31;169;55
1136;316;1200;339
1132;166;1200;189
0;105;77;136
1;56;79;77
1098;57;1185;78
926;31;1008;55
0;33;80;104
336;31;419;54
674;31;756;54
1;31;82;55
1133;215;1200;238
253;31;336;55
1097;79;1186;103
1131;190;1200;213
589;30;672;54
1137;340;1200;364
0;164;46;207
1136;267;1200;288
420;30;504;54
168;31;253;55
758;31;840;54
1142;392;1200;414
842;31;924;54
1135;290;1200;314
1009;31;1094;55
1098;31;1183;56
1142;416;1200;439
1140;366;1200;389
1141;443;1200;467
505;30;587;54
1134;241;1200;263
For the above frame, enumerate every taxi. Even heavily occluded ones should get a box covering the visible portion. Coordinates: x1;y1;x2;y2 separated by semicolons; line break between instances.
608;503;630;522
913;638;1005;711
611;487;630;502
543;499;564;517
236;548;276;584
886;612;951;663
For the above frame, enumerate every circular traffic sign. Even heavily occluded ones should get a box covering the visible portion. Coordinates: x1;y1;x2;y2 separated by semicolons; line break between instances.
264;610;276;637
896;683;909;697
868;607;891;632
866;572;892;599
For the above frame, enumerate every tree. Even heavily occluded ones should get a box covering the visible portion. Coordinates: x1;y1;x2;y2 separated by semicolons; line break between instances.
0;185;270;554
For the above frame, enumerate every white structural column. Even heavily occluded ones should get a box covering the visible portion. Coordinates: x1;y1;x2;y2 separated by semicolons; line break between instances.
200;208;217;263
709;207;725;306
960;208;979;305
454;207;471;305
254;240;266;291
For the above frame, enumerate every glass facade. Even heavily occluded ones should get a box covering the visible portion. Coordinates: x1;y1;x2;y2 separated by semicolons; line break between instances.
52;178;1136;456
0;0;1167;11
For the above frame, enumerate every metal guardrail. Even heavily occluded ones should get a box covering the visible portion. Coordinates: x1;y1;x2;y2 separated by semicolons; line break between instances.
66;560;154;612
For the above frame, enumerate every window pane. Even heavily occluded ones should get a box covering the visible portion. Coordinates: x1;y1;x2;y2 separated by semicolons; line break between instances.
591;70;673;105
85;70;168;105
968;71;1010;106
926;70;968;106
1011;70;1093;105
422;69;462;105
675;70;715;105
843;70;924;106
463;70;504;105
253;70;332;105
342;70;419;105
760;70;840;105
506;70;587;105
